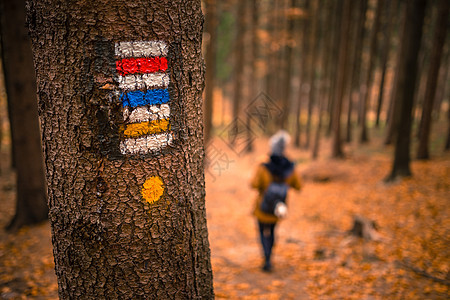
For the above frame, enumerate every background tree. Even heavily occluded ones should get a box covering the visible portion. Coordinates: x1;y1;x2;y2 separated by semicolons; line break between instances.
326;0;343;137
245;0;259;152
204;0;217;143
232;0;246;143
416;0;449;159
384;1;407;145
446;101;450;150
294;0;311;147
386;0;427;181
375;0;396;127
304;0;320;148
280;0;296;130
331;0;351;158
0;0;47;231
360;0;384;143
27;0;214;298
345;0;368;143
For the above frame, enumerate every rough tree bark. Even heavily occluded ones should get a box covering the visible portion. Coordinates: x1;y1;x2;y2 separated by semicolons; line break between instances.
386;0;427;181
0;0;48;231
416;0;449;159
27;0;214;298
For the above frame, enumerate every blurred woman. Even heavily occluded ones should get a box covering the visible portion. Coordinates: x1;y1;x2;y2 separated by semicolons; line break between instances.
251;130;302;272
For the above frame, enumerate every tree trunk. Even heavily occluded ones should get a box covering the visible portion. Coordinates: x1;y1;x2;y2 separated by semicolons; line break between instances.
331;0;351;158
0;0;48;231
275;0;288;125
312;0;332;158
326;0;343;137
265;0;277;103
294;0;311;147
345;0;368;143
27;0;214;298
417;0;449;160
360;0;384;143
245;0;258;152
204;0;217;144
280;0;296;130
433;43;449;120
384;0;407;145
232;0;246;144
446;100;450;150
305;0;320;148
386;0;427;181
375;0;395;127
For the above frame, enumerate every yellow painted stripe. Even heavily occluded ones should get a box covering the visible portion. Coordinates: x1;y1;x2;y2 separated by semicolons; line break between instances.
121;119;170;138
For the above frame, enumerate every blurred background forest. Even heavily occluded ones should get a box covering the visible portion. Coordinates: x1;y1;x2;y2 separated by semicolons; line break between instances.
0;0;449;298
202;0;450;161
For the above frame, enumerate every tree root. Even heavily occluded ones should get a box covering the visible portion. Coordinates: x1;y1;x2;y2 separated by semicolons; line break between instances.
397;260;450;286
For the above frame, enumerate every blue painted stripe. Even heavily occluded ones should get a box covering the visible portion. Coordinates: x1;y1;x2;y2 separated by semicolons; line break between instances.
121;89;170;108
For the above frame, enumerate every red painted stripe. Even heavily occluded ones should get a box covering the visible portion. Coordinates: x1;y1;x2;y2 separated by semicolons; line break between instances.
116;57;168;75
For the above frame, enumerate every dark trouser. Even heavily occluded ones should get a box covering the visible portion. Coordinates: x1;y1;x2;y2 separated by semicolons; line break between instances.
258;222;276;264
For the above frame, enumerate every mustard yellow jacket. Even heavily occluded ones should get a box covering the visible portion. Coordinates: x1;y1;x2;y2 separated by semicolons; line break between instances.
251;164;302;224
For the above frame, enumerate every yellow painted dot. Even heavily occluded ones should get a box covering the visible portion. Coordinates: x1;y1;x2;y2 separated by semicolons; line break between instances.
142;176;164;204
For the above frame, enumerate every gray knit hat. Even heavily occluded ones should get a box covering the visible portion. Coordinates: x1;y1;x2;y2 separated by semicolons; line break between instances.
269;130;291;156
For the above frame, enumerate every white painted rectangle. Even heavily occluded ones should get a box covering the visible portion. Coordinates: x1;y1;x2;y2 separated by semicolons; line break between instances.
118;73;170;90
119;132;173;155
115;41;168;58
123;104;170;123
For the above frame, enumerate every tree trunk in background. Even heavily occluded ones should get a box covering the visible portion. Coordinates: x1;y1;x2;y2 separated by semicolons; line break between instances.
27;0;214;297
312;0;332;158
232;0;246;143
375;0;395;127
305;0;319;148
265;0;276;103
312;93;324;159
204;0;217;143
360;0;384;143
0;56;3;173
0;0;48;231
384;1;407;145
275;0;288;125
294;0;311;147
280;0;296;130
346;0;368;143
331;0;351;158
446;102;450;150
386;0;426;181
245;0;258;152
434;44;449;119
326;0;343;137
317;0;335;142
417;0;449;160
413;7;434;130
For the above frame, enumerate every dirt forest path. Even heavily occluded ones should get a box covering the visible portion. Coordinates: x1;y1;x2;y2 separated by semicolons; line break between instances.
206;135;449;299
0;134;449;299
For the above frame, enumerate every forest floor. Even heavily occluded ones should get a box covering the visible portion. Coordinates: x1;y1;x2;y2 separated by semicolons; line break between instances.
0;129;449;299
